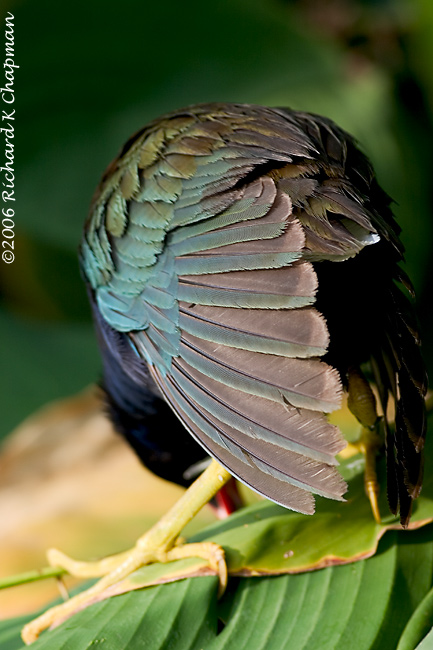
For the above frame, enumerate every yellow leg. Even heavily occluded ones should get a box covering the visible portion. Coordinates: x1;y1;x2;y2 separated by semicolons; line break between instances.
358;427;382;524
22;459;231;645
346;367;383;524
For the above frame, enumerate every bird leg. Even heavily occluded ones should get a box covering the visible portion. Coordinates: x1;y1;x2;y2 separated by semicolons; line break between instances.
346;367;382;523
21;459;231;645
212;477;244;518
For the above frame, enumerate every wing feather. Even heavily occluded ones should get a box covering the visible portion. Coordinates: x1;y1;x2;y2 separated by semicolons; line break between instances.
126;179;345;506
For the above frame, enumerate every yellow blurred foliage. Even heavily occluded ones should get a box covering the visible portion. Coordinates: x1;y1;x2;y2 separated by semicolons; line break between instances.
0;387;216;618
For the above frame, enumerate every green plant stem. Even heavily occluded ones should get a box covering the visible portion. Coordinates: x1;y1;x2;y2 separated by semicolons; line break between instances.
0;566;67;590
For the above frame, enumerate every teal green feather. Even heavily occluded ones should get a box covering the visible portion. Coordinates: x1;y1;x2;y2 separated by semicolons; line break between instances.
80;239;105;287
141;284;176;310
178;308;326;358
130;201;173;228
176;282;315;309
115;257;160;283
168;197;260;244
147;324;179;358
170;193;237;229
115;239;163;266
174;250;302;275
87;229;112;279
170;220;285;257
134;330;170;373
136;175;182;203
107;274;152;298
172;187;207;210
94;219;113;259
127;224;166;244
189;158;241;178
96;286;149;331
127;201;172;230
142;302;179;335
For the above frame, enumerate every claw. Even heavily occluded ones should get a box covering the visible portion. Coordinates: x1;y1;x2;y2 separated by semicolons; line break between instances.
365;477;381;524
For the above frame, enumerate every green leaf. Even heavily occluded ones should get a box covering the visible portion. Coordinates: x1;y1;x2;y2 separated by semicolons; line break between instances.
3;527;433;649
0;578;218;650
0;615;31;650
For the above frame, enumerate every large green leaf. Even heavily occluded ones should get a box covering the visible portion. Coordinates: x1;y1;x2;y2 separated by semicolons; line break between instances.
212;529;433;650
3;526;433;649
0;577;219;650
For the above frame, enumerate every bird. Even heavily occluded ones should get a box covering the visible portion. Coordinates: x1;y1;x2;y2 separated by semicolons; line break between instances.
22;102;427;643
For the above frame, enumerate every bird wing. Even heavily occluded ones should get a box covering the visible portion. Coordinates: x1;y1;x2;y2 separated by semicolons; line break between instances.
80;104;425;518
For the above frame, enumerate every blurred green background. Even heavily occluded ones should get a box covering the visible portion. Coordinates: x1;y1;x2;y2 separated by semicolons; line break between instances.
0;0;432;439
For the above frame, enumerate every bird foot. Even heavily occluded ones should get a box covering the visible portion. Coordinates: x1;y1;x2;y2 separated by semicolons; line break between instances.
22;539;226;644
21;459;231;645
46;539;226;584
